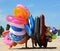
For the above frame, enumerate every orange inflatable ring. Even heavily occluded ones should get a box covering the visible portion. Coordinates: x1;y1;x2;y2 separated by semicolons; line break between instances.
14;4;30;19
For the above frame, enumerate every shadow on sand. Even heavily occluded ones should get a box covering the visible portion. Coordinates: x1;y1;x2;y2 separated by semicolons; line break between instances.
12;47;57;50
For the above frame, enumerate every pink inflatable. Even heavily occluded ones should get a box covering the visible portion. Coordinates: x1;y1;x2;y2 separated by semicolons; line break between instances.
14;4;30;19
4;35;14;46
16;4;30;14
6;15;28;24
9;22;25;28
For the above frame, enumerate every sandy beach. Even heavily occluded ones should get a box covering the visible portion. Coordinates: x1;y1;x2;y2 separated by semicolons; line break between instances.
0;36;60;51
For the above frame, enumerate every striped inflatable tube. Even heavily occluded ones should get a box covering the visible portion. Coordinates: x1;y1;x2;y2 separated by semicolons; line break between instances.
9;27;26;36
8;32;25;42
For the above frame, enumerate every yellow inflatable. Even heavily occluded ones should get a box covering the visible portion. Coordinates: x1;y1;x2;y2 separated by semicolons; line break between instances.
14;5;30;19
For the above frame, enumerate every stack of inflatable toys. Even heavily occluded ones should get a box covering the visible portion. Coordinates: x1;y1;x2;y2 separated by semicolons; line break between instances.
2;4;35;49
50;27;58;39
2;4;58;49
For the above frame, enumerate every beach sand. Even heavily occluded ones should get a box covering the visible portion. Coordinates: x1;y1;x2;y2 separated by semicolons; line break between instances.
0;36;60;51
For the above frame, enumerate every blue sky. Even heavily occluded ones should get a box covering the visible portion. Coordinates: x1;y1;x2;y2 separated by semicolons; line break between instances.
0;0;60;29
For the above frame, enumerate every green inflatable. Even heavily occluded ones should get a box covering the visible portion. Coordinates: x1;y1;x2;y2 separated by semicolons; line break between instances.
52;34;57;39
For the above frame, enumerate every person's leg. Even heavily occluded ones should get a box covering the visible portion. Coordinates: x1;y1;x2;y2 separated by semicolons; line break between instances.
31;36;35;48
25;33;28;48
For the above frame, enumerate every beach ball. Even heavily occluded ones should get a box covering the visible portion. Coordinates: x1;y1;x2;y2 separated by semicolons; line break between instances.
14;4;30;19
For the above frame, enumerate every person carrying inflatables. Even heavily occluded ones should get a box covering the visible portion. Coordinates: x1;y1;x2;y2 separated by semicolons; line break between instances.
45;26;52;42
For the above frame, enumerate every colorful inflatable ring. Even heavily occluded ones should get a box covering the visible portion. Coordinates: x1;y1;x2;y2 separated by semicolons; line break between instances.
14;15;27;21
16;4;30;16
16;37;27;44
9;27;26;36
14;15;29;24
51;27;57;34
52;30;57;34
52;34;57;39
6;15;28;24
8;33;26;42
4;35;14;46
9;22;25;28
10;26;24;32
16;4;28;11
14;7;30;19
2;30;9;37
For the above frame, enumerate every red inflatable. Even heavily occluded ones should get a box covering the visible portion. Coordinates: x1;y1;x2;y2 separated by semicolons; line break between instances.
2;30;9;37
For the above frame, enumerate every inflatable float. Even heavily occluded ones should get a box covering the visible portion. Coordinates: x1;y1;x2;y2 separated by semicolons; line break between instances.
2;4;58;49
34;14;47;48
